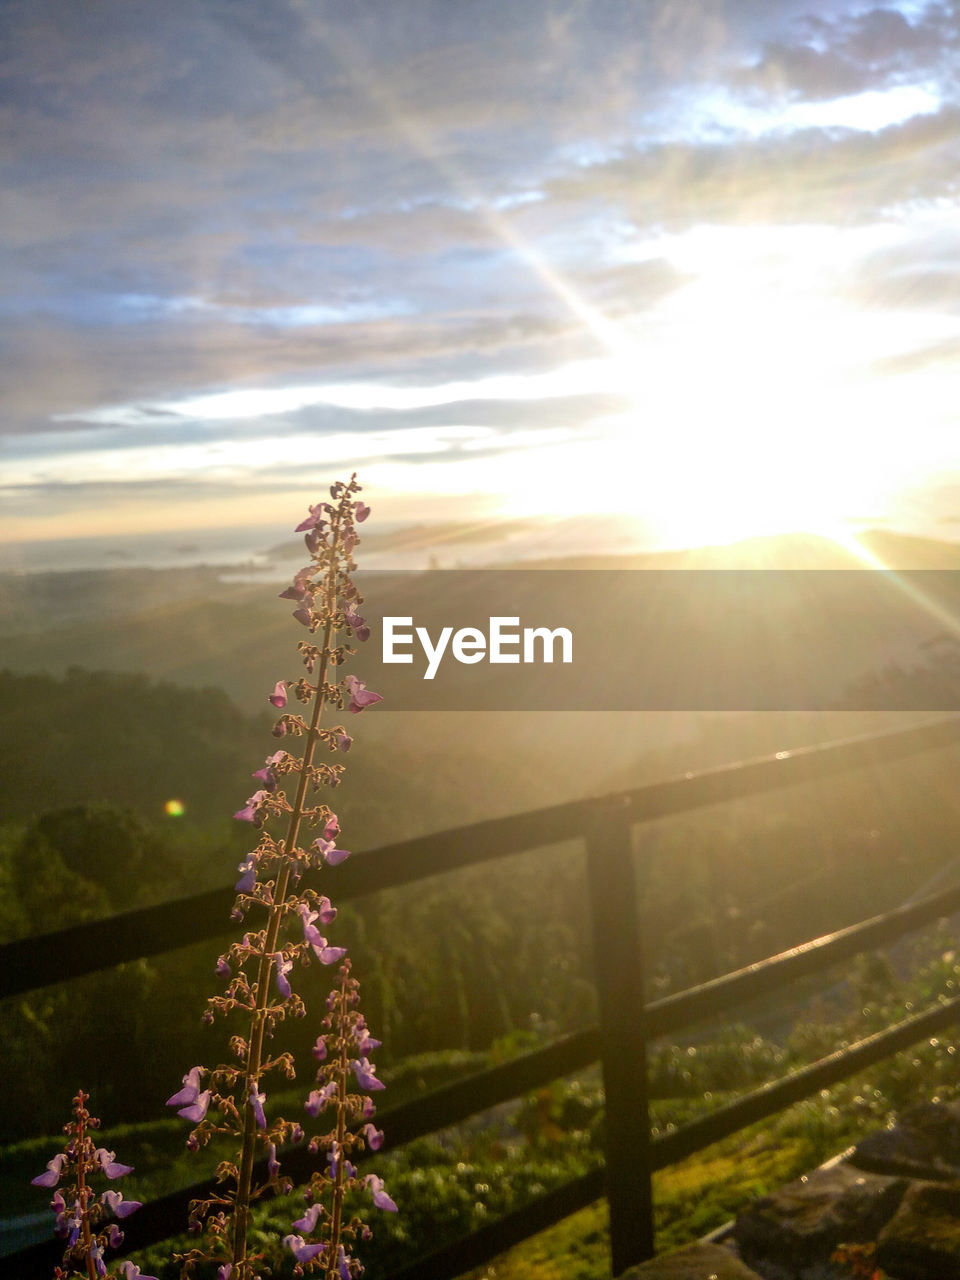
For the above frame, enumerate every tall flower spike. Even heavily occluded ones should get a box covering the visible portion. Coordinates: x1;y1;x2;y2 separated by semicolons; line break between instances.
170;476;391;1280
31;1091;153;1278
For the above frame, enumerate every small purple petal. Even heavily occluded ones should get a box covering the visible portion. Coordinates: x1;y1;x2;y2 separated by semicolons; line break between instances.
250;1085;267;1129
95;1149;134;1179
362;1123;385;1150
285;1235;324;1264
344;673;383;714
178;1090;211;1123
312;836;351;866
274;952;293;999
235;858;257;892
31;1154;66;1188
365;1174;398;1212
167;1067;203;1108
293;1202;323;1233
351;1058;386;1091
268;681;288;708
305;1082;337;1116
314;942;347;964
102;1188;142;1219
354;502;371;522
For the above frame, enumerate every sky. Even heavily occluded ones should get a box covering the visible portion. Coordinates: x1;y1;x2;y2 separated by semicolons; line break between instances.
3;0;960;566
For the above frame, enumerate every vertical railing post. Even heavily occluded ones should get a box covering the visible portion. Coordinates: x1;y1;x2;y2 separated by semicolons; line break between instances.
585;797;654;1275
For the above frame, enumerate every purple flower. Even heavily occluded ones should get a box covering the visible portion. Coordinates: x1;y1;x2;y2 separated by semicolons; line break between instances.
362;1123;385;1150
298;904;324;946
285;1235;324;1264
345;608;370;642
268;1142;280;1179
216;954;231;978
351;1058;386;1091
344;673;382;714
119;1264;159;1280
305;1082;337;1117
94;1149;134;1179
66;1201;82;1245
323;813;340;839
179;1091;212;1124
296;904;345;963
365;1174;398;1212
355;501;371;523
268;680;288;708
233;789;270;825
167;1068;211;1122
295;503;328;533
249;1085;267;1129
292;1202;322;1233
356;1020;382;1055
91;1243;107;1277
272;719;288;737
235;857;257;892
274;951;293;998
336;731;353;752
254;749;286;789
216;1266;233;1280
31;1153;66;1188
330;1150;357;1181
102;1189;142;1219
312;836;351;866
293;606;313;628
312;1035;328;1061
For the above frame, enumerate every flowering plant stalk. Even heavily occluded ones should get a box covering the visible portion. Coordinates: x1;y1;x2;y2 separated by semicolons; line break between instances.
31;1089;154;1280
169;475;394;1280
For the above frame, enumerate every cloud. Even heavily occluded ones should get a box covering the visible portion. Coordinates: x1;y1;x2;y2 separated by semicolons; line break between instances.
739;5;952;100
546;104;960;229
3;0;960;547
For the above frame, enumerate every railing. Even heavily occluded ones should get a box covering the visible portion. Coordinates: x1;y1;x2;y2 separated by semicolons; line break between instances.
4;715;960;1279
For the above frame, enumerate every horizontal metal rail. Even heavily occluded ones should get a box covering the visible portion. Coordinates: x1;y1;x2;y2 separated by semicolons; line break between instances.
8;875;960;1278
5;715;960;1277
3;714;958;999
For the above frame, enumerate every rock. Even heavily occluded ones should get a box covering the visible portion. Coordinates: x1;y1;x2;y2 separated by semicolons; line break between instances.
618;1241;764;1278
876;1180;960;1279
850;1100;960;1181
734;1162;908;1277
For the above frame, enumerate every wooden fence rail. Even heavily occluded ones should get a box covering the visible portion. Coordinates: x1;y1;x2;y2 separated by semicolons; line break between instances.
4;715;960;1279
